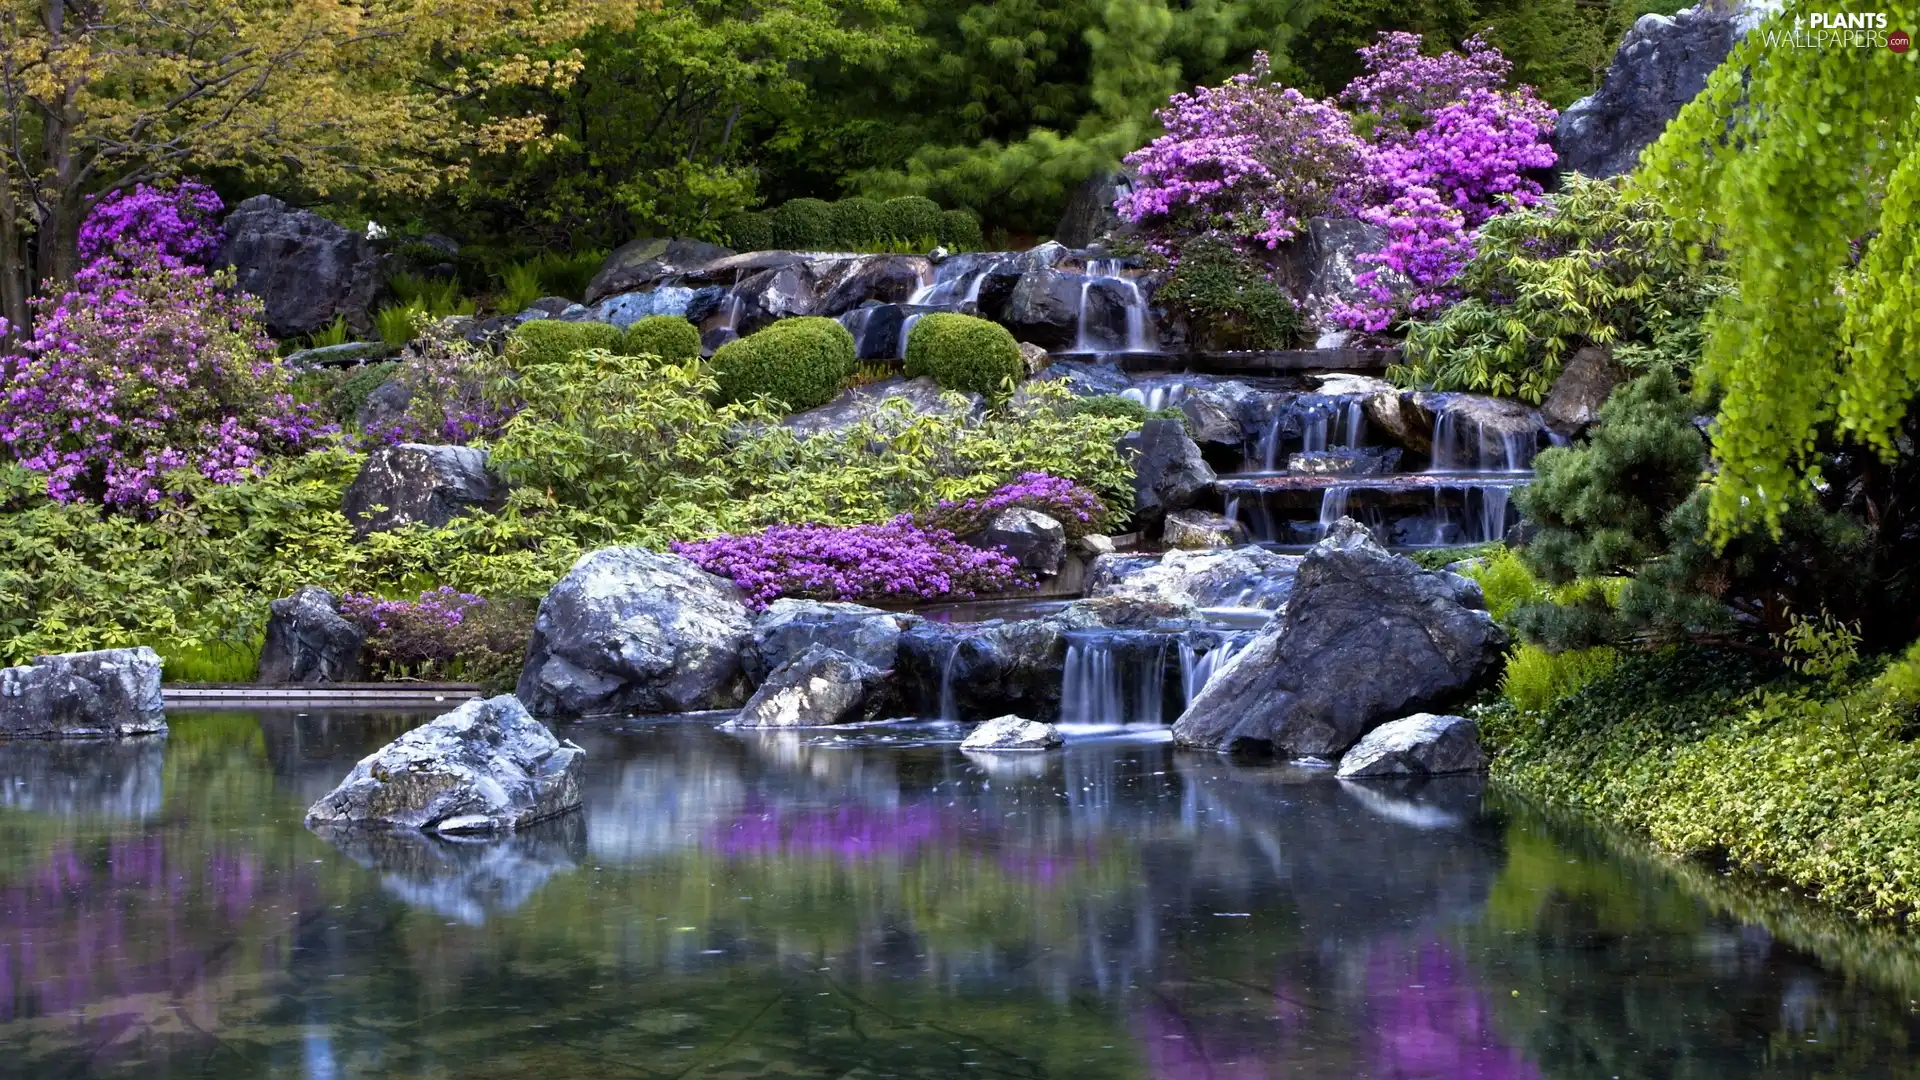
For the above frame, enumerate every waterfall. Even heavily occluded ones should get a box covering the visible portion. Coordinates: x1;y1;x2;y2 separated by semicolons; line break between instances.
1302;409;1330;453
1317;485;1352;535
1477;485;1511;544
1179;639;1246;706
896;312;925;359
938;642;960;723
1061;636;1168;727
838;307;877;357
1430;405;1541;473
1123;382;1188;412
1341;399;1367;449
1072;261;1155;354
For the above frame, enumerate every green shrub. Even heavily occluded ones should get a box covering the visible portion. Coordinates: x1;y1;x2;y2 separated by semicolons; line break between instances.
707;316;856;410
904;312;1023;395
507;319;623;369
1066;394;1149;425
1499;642;1620;713
374;303;425;345
307;316;352;349
882;196;942;246
1157;234;1301;350
938;208;984;251
327;361;399;426
622;315;702;361
723;210;774;252
1394;175;1730;402
529;249;606;301
829;198;887;250
387;271;472;318
771;198;836;250
497;262;546;315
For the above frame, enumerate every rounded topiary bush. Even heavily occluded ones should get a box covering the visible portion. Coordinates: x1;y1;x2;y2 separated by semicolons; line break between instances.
508;319;622;368
903;312;1023;395
882;196;943;246
723;211;774;253
707;316;856;411
771;198;836;250
938;208;984;251
830;198;887;250
622;315;701;361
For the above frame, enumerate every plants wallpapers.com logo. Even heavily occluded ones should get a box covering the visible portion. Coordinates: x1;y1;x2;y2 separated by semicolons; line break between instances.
1759;11;1911;48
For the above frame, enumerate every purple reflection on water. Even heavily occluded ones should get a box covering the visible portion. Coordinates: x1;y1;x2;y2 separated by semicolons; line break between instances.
711;803;958;862
1137;1001;1280;1080
1368;941;1541;1080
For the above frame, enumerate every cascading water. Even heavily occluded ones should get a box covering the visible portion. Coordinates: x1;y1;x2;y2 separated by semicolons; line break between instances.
1060;634;1169;727
1178;638;1247;707
1123;382;1189;412
1317;485;1352;536
938;642;960;723
896;313;926;359
1072;260;1155;354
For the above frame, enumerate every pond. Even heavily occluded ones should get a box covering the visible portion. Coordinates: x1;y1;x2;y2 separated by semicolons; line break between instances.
1;708;1918;1079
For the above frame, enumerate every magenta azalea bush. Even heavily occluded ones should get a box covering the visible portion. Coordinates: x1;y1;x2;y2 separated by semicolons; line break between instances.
673;517;1032;609
922;472;1108;541
78;181;225;269
1117;52;1367;253
341;586;531;688
1118;33;1556;332
0;254;324;507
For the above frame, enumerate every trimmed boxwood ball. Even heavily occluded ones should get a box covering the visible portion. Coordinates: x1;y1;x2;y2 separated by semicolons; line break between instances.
830;198;887;250
904;312;1023;395
622;315;701;361
882;196;943;245
938;208;984;251
723;210;774;253
771;198;836;250
708;316;857;411
508;319;622;368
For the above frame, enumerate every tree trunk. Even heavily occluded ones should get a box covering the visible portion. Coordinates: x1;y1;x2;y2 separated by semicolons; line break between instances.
0;178;27;339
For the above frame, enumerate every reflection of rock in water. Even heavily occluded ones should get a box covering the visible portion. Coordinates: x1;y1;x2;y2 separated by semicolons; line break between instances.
315;814;586;924
0;736;166;819
1338;773;1486;831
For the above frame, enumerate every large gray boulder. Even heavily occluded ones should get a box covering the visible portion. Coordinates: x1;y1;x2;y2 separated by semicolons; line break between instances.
305;695;583;832
221;195;381;338
898;618;1070;721
742;600;905;684
732;645;892;728
1119;419;1216;532
1089;546;1301;610
1171;520;1506;755
1336;713;1488;777
342;443;503;538
1542;345;1626;437
815;256;934;316
1055;170;1136;248
0;648;167;738
516;548;753;718
961;715;1062;751
989;270;1083;350
258;586;365;684
966;508;1066;576
1554;5;1752;178
585;236;734;303
782;377;984;439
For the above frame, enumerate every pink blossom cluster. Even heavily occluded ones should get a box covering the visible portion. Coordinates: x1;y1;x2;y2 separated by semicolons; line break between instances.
0;251;325;508
1339;32;1512;141
77;181;225;270
673;517;1033;609
921;472;1107;541
1331;187;1476;332
1116;52;1368;252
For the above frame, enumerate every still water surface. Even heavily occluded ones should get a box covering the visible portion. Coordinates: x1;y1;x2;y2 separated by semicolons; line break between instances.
0;709;1916;1078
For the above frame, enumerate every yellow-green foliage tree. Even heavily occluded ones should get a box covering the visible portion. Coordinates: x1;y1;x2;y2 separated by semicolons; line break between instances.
1635;5;1918;538
0;0;640;330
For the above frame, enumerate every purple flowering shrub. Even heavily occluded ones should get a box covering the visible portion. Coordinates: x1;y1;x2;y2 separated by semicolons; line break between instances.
672;517;1032;609
340;586;532;689
78;181;225;269
1116;52;1367;253
360;320;516;446
921;472;1109;541
0;254;325;507
1338;32;1511;141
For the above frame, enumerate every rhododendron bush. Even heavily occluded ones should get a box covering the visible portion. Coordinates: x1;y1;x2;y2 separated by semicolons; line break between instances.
77;181;226;269
1117;32;1556;333
0;254;324;508
674;518;1031;609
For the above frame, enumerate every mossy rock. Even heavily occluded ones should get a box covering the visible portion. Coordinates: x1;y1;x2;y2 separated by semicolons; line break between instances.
903;312;1023;396
622;315;701;361
708;316;857;411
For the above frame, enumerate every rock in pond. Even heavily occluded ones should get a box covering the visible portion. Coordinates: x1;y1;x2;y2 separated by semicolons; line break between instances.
258;586;366;684
342;443;504;538
733;645;893;728
961;716;1063;751
0;648;167;738
1171;519;1505;756
306;695;583;832
517;548;753;718
1336;713;1488;778
966;508;1067;575
742;600;906;684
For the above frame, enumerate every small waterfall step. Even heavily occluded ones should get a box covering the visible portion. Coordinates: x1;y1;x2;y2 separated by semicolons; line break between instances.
1048;348;1400;375
1215;474;1531;495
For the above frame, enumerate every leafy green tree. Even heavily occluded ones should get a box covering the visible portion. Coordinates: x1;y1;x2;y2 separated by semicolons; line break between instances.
1635;3;1920;538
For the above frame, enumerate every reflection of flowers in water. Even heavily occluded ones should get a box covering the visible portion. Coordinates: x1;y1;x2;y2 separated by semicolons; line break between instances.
1368;940;1541;1080
712;803;958;862
0;837;279;1022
